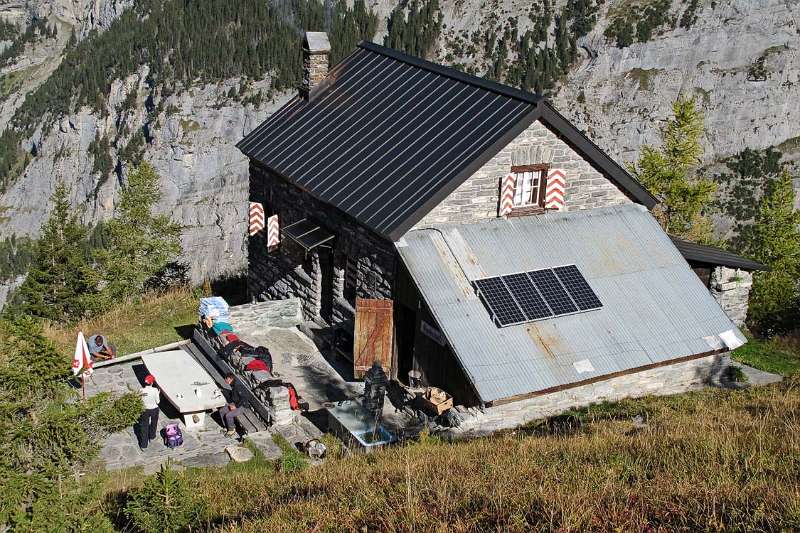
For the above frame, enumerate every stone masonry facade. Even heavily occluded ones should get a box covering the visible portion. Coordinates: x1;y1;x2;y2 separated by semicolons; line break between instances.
710;266;753;327
248;163;394;329
414;119;632;227
449;353;728;436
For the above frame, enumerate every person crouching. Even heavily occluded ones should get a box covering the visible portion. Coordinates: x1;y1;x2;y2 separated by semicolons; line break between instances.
138;374;160;450
219;373;250;437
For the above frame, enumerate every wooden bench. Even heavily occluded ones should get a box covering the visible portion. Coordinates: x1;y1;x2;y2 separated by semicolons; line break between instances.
191;328;271;431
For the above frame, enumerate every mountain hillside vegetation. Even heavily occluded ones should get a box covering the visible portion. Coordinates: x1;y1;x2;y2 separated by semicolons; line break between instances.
99;373;800;531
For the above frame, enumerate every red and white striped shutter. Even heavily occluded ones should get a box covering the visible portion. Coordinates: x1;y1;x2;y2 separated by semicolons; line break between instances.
248;202;265;236
498;174;515;217
545;169;566;210
266;214;280;248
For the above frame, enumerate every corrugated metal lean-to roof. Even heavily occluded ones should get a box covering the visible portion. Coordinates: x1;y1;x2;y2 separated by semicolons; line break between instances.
396;204;746;404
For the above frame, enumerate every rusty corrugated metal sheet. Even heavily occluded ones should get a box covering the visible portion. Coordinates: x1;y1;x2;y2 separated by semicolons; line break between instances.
396;204;745;404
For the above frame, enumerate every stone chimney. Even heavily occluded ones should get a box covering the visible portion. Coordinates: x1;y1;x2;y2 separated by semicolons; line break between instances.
301;31;331;100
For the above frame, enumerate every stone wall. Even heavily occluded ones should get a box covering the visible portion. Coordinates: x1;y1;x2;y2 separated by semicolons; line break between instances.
414;119;633;227
449;353;729;436
710;267;753;327
248;163;395;328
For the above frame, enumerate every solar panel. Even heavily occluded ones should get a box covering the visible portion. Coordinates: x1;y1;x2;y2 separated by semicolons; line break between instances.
472;277;527;327
473;265;601;327
554;265;603;310
527;269;578;315
503;273;553;320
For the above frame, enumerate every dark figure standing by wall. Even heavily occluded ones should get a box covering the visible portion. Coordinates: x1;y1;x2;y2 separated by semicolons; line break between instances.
138;374;160;450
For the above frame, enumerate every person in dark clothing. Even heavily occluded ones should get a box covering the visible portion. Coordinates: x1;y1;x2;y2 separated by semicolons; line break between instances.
219;373;250;436
138;374;160;450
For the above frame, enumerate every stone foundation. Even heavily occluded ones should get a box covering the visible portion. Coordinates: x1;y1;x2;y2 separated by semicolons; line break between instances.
450;353;728;436
710;267;753;327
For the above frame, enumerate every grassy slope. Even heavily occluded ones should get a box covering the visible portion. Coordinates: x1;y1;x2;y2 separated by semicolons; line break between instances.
40;291;799;529
181;380;800;531
732;336;800;376
43;288;198;356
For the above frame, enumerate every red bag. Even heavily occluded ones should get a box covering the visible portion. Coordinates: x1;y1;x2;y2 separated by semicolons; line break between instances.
221;332;239;343
287;384;300;410
245;359;268;372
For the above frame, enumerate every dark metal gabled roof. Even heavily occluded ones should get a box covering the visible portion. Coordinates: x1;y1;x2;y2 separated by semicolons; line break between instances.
670;237;766;271
237;41;655;241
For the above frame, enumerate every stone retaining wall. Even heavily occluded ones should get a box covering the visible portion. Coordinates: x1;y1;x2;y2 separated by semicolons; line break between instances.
414;119;633;227
450;353;728;436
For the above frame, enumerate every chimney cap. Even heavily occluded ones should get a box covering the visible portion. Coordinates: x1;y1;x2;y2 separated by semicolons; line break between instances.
304;31;331;54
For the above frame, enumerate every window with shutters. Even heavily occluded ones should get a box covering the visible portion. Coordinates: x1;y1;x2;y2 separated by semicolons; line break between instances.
511;164;548;208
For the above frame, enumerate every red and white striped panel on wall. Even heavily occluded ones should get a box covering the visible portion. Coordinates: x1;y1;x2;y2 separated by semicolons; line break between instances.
249;202;265;236
266;214;280;248
498;174;515;217
545;169;566;210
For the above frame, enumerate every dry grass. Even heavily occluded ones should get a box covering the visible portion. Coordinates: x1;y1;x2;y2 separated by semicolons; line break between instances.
43;288;198;356
172;380;800;532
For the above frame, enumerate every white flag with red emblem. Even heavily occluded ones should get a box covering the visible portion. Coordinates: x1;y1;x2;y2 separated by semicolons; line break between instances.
72;331;93;376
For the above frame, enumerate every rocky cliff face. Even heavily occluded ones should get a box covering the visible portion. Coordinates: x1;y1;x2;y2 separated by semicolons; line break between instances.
0;0;797;308
0;71;290;283
550;0;799;166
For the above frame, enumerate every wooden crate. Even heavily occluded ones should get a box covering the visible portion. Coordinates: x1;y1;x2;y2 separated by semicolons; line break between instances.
419;387;453;415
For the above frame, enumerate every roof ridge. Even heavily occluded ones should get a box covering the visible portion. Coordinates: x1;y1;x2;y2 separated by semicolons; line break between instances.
358;41;542;106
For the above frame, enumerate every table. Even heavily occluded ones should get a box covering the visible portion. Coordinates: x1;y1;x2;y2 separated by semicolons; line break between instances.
142;350;227;430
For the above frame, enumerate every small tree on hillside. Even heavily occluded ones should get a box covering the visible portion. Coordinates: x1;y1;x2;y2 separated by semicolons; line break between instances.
743;170;800;335
94;162;182;305
10;183;94;322
124;460;205;533
629;96;717;242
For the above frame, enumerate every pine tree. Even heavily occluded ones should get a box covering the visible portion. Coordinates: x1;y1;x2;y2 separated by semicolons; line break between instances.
629;97;717;242
10;184;94;322
742;170;800;335
94;162;182;305
124;460;205;532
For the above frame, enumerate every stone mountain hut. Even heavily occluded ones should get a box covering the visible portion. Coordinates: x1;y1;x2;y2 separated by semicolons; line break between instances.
236;33;764;410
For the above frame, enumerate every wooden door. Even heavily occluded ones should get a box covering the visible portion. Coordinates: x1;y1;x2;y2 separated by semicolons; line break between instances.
353;298;393;378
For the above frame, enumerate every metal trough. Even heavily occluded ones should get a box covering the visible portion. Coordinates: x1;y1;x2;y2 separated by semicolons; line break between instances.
326;399;396;452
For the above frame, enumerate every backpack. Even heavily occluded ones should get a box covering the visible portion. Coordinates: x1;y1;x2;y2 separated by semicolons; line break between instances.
164;422;183;448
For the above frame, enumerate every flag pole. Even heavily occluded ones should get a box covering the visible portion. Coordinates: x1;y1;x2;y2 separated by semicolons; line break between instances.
82;374;86;400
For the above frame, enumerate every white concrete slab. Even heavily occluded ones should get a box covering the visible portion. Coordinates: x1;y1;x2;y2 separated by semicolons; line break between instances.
142;350;226;414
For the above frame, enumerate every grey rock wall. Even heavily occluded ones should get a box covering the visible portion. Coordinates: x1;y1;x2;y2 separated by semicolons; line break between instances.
0;72;291;284
551;0;800;166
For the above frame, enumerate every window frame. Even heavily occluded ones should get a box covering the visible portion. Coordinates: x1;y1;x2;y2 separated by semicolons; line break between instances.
509;164;549;215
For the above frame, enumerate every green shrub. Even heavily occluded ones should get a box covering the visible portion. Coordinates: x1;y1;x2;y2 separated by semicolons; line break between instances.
86;392;143;433
272;434;308;473
124;460;205;533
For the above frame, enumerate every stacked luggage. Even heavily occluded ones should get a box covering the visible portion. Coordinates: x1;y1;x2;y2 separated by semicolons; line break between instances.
198;295;304;424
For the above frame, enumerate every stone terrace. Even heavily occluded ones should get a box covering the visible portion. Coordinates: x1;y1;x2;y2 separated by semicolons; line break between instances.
86;360;264;474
